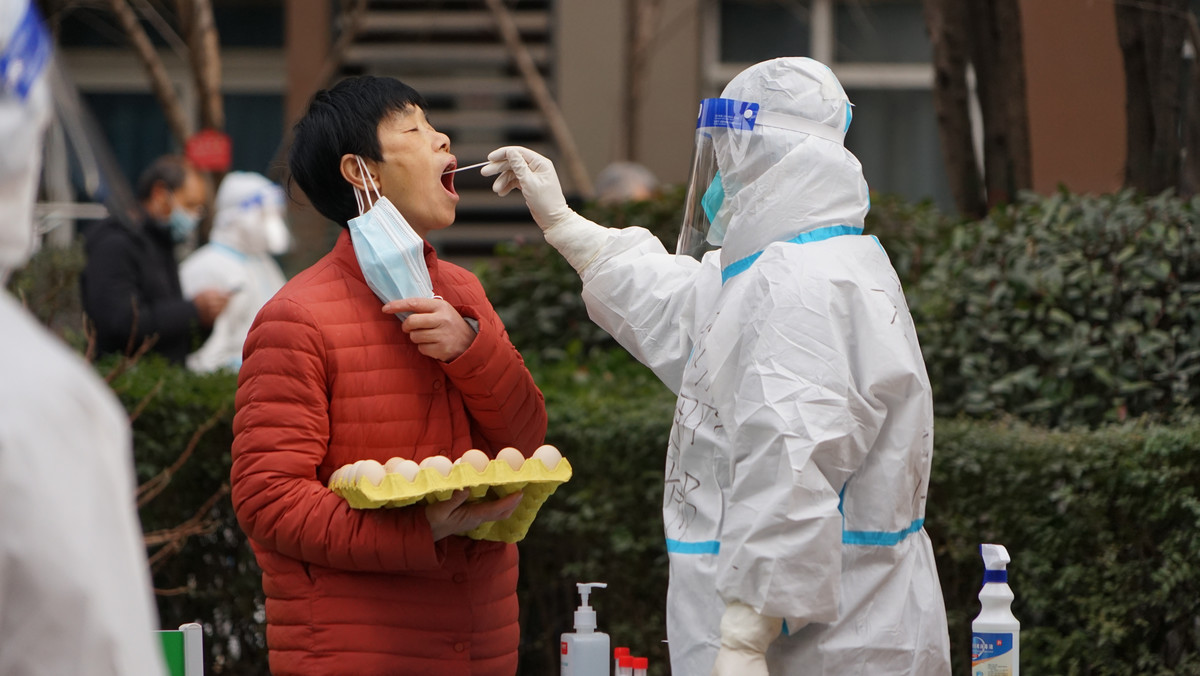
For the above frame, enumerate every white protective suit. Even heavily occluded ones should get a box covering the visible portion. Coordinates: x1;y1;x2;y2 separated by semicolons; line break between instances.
487;57;951;675
0;2;166;673
179;171;289;372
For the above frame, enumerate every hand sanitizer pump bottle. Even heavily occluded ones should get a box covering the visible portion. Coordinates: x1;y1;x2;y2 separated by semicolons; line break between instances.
971;544;1020;676
561;582;609;676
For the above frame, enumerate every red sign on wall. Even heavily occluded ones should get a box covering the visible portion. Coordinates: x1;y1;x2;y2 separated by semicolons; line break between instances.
185;129;232;172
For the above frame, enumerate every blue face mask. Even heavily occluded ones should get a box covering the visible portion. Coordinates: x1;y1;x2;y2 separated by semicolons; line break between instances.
167;205;200;243
701;172;728;246
346;156;433;313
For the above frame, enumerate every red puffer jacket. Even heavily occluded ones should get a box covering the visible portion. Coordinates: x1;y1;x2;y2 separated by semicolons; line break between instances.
231;230;547;676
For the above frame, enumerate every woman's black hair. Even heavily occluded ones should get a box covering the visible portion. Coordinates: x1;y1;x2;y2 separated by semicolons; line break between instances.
287;76;428;227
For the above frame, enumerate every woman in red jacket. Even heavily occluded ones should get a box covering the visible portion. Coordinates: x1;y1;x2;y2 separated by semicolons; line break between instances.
231;76;548;676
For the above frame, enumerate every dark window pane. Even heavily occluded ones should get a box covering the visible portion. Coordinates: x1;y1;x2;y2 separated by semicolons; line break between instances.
844;88;952;211
56;2;283;49
83;92;174;186
214;4;284;48
835;0;930;63
223;94;284;174
720;0;811;62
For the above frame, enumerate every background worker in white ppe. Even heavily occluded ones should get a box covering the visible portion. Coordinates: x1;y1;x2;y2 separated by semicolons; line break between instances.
179;171;291;372
0;0;167;673
483;57;951;675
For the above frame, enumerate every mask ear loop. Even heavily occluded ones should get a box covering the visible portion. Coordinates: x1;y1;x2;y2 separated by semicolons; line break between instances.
354;155;383;210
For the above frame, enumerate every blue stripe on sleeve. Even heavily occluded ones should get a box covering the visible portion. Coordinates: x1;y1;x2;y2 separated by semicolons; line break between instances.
665;539;721;555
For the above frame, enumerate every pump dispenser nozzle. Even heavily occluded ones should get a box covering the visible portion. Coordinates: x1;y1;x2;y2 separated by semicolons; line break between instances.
981;543;1011;583
573;582;607;633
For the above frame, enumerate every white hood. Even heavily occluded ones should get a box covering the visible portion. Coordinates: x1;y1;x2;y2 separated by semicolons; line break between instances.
714;57;870;269
210;171;291;256
0;0;51;283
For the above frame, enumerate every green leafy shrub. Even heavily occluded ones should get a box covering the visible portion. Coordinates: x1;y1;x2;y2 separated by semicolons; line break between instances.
4;239;87;348
101;355;264;674
910;190;1200;427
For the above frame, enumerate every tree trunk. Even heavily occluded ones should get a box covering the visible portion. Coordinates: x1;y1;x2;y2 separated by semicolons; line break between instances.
1115;0;1191;195
623;0;663;163
923;0;985;218
1183;14;1200;196
107;0;192;147
180;0;224;131
965;0;1031;209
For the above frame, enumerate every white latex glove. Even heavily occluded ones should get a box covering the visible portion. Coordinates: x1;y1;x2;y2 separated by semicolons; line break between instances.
482;146;610;272
483;146;572;232
711;601;783;676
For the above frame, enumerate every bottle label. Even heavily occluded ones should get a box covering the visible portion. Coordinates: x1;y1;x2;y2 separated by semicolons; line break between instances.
971;632;1014;675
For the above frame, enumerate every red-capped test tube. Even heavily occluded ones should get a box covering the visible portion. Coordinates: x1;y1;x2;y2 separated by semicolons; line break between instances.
632;656;648;676
613;647;630;675
616;655;634;676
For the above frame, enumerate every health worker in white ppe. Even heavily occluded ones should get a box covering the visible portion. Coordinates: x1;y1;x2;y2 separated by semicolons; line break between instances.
0;1;166;673
483;57;951;676
179;171;291;372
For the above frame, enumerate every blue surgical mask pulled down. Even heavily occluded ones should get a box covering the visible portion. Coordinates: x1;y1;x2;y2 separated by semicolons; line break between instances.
346;156;433;313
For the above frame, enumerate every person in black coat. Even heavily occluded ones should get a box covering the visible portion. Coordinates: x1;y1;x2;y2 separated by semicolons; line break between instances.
81;155;230;364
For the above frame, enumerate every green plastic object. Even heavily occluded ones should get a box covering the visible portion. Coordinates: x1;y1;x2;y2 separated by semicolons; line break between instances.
156;623;203;675
159;631;185;676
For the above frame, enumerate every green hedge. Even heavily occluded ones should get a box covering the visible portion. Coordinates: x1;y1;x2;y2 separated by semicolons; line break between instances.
908;190;1200;427
112;354;1200;676
100;355;264;674
930;417;1200;675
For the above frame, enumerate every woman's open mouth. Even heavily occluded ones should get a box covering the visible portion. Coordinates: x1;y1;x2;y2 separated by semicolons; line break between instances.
440;160;459;197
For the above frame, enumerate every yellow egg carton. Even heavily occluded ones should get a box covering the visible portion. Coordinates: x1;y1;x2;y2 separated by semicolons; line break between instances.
327;446;571;543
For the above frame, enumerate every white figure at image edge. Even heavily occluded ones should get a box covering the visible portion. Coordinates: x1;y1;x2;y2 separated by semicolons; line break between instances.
972;544;1020;676
346;154;434;311
483;56;952;675
180;171;291;372
0;1;166;673
560;582;609;676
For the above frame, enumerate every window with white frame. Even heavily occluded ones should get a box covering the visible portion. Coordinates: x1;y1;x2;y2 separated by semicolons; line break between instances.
706;0;953;211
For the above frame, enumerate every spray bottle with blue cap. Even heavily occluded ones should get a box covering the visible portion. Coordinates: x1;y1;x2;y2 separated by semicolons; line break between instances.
971;544;1019;675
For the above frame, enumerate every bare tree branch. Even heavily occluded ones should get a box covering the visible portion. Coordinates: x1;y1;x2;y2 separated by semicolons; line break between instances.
145;483;230;572
106;0;192;146
137;404;228;506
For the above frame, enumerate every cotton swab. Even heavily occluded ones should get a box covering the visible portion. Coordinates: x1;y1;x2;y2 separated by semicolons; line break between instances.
441;161;489;175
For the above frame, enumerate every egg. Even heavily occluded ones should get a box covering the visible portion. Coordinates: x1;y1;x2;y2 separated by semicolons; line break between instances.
496;447;526;471
531;445;563;471
457;449;490;472
419;455;453;476
329;465;350;485
384;457;420;481
352;459;386;486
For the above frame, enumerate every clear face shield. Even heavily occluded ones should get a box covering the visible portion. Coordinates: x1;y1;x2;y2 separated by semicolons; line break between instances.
675;97;848;261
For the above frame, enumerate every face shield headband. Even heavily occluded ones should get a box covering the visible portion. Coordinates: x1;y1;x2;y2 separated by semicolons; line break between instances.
675;97;848;261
